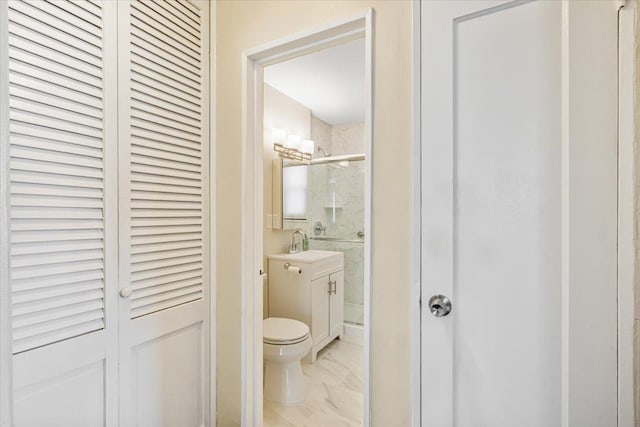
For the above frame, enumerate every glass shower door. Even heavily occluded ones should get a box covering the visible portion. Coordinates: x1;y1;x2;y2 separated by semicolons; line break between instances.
308;158;365;326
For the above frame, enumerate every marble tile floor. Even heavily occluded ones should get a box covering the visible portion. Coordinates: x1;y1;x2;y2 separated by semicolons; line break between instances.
264;338;364;427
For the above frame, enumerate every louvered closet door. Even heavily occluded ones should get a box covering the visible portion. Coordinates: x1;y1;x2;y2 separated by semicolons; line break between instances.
6;0;118;425
117;1;210;426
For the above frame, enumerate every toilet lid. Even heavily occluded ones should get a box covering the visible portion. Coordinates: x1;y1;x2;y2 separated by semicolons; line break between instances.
263;318;310;345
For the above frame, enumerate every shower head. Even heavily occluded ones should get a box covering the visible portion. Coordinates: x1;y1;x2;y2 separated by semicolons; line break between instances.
317;146;331;157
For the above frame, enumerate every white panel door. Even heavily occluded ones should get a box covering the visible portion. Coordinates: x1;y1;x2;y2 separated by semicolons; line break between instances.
117;1;210;426
420;1;618;426
6;0;118;425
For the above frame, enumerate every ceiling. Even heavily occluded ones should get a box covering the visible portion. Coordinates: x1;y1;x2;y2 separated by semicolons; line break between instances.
264;38;365;125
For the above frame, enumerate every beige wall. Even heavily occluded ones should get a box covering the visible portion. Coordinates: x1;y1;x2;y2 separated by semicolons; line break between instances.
262;83;312;318
216;1;413;426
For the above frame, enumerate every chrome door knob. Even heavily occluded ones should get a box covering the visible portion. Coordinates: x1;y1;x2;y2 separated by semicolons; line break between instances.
428;295;451;317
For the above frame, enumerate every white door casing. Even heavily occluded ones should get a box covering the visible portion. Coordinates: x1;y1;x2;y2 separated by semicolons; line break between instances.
617;2;637;425
117;1;211;426
7;0;119;425
241;11;373;425
420;1;618;426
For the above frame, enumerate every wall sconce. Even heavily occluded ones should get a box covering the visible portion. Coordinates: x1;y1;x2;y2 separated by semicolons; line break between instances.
302;139;314;155
272;128;313;163
286;134;302;150
272;128;287;144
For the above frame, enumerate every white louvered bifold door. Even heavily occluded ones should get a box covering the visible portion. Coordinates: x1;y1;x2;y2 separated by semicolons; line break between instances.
117;1;210;425
128;0;205;318
6;0;119;425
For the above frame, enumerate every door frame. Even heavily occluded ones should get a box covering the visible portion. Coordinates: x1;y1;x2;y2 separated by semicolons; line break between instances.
240;10;373;426
0;1;11;425
617;1;637;425
209;1;217;426
409;0;638;425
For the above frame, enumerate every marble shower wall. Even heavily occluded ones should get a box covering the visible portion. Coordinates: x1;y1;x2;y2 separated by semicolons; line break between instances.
309;116;365;320
310;115;331;159
308;161;365;240
330;121;365;156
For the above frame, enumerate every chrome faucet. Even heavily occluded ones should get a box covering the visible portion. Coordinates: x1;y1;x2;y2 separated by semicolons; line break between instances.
290;229;305;254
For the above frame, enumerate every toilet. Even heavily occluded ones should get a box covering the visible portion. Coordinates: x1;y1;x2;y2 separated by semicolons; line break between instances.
263;317;312;405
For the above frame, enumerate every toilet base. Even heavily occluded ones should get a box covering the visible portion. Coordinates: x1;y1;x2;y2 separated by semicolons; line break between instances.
264;359;306;405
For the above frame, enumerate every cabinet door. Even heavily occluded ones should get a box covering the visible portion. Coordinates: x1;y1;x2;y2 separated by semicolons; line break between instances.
329;270;344;335
310;276;330;343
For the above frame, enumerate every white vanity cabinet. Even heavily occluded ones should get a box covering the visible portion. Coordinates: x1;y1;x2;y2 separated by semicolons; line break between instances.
268;250;344;363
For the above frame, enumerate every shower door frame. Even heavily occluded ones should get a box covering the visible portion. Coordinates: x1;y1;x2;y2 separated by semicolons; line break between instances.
240;10;373;426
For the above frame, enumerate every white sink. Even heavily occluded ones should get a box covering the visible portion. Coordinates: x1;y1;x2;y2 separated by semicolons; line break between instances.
267;250;341;263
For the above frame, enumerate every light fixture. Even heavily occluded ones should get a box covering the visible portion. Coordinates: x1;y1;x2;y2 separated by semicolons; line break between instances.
272;129;312;163
286;134;302;150
301;139;314;155
272;128;286;144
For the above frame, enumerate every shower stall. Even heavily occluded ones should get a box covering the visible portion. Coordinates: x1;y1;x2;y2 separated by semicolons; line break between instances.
308;155;365;326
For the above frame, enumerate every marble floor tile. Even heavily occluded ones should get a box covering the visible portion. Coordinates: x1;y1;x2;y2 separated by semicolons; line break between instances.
264;338;364;427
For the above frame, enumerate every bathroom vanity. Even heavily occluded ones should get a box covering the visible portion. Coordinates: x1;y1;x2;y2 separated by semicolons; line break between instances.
268;250;344;363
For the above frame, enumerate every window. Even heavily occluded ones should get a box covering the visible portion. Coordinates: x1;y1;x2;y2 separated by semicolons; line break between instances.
282;164;308;220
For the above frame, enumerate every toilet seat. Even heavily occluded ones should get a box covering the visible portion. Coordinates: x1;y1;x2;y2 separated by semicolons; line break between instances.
263;317;310;346
263;317;312;405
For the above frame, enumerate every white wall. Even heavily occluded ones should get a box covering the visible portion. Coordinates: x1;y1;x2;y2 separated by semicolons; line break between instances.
215;2;413;426
262;83;311;318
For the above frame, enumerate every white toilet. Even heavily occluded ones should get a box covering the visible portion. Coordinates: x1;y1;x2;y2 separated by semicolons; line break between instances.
263;317;312;405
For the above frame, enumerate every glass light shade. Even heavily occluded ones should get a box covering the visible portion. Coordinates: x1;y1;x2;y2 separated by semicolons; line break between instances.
301;139;314;154
272;128;286;144
287;134;302;150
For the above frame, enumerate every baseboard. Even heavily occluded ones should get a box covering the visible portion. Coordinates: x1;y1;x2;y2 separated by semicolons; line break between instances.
342;323;364;346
